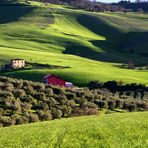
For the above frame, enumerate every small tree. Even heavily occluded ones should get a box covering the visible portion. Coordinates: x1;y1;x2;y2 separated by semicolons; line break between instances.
108;100;116;110
88;81;102;90
51;108;62;119
128;61;135;69
115;99;122;108
41;111;52;121
96;100;106;110
128;104;136;112
28;113;39;123
137;8;143;13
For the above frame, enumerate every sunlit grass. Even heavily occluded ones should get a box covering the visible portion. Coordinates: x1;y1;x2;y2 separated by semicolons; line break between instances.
0;2;148;86
0;112;147;148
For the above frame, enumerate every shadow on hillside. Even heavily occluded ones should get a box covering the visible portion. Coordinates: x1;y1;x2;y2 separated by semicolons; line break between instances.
63;13;124;58
76;14;124;50
119;31;148;52
77;14;120;37
0;5;34;24
63;44;97;57
63;13;148;64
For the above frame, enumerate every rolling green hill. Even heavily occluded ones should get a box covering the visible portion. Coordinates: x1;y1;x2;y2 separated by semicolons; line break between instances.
0;1;148;86
0;112;148;147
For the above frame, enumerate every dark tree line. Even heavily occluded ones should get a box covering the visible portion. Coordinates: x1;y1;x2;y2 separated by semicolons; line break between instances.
114;1;148;12
41;0;125;12
0;0;19;3
43;0;148;12
88;80;148;90
1;0;147;12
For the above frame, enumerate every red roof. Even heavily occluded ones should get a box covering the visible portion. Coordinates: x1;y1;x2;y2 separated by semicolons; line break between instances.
43;74;63;80
43;74;66;87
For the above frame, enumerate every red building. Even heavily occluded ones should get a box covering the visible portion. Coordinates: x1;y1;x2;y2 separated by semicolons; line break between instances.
43;74;73;87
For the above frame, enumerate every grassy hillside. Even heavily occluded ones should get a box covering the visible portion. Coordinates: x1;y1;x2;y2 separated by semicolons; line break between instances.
0;112;148;147
0;1;148;86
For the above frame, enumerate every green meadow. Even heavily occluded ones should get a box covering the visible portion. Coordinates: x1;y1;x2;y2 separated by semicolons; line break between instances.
0;1;148;86
0;2;148;147
0;112;148;148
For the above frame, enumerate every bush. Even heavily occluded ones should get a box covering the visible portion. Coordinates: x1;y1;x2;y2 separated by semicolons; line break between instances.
46;97;58;108
76;91;85;98
88;81;102;89
72;102;98;116
0;91;13;98
14;89;26;98
137;8;143;12
23;85;34;95
21;102;32;112
52;87;65;95
0;123;3;127
4;99;21;113
95;100;107;110
20;95;35;104
16;115;29;125
68;100;76;108
1;83;14;91
15;116;26;125
128;103;136;112
28;113;39;123
32;83;45;91
55;95;68;105
0;117;16;127
0;77;10;83
65;93;76;100
51;108;62;119
59;105;72;117
84;92;94;102
12;81;23;89
141;102;148;110
115;99;122;108
108;100;116;109
44;87;53;95
41;111;52;121
33;92;46;101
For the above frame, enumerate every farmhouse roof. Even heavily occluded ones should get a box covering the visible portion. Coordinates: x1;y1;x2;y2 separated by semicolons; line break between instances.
11;59;25;61
43;74;64;80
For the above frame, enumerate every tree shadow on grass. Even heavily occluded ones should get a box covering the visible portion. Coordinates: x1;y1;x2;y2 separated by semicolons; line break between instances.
0;4;34;24
63;44;97;57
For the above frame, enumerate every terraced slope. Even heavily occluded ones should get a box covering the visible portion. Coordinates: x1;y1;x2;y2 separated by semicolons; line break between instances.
0;2;148;86
0;112;148;148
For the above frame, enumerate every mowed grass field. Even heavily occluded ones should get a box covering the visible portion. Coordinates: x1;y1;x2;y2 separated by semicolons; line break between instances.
0;112;148;148
0;1;148;86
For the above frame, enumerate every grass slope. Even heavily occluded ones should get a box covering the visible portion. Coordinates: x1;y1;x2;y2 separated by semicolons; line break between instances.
0;112;148;147
0;2;148;86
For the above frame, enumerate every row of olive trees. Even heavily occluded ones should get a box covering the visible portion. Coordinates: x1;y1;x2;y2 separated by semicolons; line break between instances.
0;76;147;127
0;77;98;127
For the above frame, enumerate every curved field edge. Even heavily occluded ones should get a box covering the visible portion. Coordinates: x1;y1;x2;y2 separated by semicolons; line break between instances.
0;112;148;148
1;47;148;86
